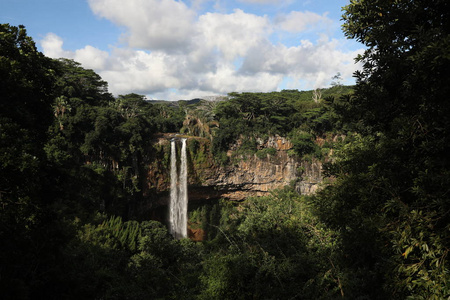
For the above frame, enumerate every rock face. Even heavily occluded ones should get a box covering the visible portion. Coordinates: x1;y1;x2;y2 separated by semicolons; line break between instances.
144;134;324;208
205;140;298;200
297;159;323;195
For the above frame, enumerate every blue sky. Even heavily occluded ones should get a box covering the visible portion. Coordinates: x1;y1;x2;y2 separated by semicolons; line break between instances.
1;0;365;100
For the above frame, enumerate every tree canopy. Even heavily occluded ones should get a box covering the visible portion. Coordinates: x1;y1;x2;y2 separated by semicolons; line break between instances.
1;1;450;296
311;0;450;297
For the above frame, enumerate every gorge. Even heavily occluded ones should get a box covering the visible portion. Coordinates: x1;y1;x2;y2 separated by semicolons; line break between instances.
3;4;448;296
144;134;326;234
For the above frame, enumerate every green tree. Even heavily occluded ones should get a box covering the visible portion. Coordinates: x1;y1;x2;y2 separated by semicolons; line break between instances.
0;23;71;299
330;72;342;87
53;58;112;107
312;1;450;298
0;24;55;195
199;188;341;299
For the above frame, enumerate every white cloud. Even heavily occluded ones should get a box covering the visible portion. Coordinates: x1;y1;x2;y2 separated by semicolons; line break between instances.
197;9;271;60
189;0;210;10
74;46;109;70
200;61;283;93
100;48;187;94
88;0;196;52
239;36;362;89
40;33;72;59
41;0;363;100
41;34;109;71
275;11;332;32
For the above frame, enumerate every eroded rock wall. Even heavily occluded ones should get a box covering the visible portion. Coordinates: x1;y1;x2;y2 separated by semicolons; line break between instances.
144;134;325;207
205;137;299;200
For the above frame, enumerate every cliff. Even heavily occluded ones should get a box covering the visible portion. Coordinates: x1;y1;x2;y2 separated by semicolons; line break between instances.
144;134;324;209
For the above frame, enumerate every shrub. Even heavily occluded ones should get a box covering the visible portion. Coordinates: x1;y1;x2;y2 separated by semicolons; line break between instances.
291;132;316;156
256;147;277;159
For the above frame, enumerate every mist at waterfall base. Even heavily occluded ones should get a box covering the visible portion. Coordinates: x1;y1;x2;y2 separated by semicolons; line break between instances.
169;138;188;239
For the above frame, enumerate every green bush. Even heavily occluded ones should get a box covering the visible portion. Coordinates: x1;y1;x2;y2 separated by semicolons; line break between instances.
256;147;277;159
291;131;316;156
214;151;229;165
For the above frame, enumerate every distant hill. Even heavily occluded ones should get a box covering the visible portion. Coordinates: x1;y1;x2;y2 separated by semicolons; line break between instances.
146;98;204;106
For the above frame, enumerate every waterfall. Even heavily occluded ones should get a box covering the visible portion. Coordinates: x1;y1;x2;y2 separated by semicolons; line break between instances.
169;138;188;239
179;138;188;238
169;139;178;237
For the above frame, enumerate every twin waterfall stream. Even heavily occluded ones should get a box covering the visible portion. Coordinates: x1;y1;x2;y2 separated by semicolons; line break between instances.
169;138;188;239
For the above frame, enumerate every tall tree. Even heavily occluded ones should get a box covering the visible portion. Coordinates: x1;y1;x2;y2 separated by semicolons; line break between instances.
0;24;55;194
0;24;69;299
313;0;450;298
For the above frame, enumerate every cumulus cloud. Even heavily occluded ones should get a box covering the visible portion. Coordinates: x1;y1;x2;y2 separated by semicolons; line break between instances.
40;33;72;59
74;46;109;70
88;0;196;51
238;36;360;89
41;33;109;71
41;0;363;100
275;11;332;32
197;9;271;60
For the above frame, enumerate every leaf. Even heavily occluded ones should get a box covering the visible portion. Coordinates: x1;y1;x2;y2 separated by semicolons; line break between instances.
403;245;414;258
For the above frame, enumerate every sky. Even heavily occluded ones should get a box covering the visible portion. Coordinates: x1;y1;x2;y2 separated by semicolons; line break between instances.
1;0;365;100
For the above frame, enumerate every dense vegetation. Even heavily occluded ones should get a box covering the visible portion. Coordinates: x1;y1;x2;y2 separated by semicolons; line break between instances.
1;0;449;298
181;86;353;164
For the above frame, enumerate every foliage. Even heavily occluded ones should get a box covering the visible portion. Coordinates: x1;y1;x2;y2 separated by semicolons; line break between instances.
44;59;187;218
59;216;203;299
0;24;65;299
289;130;318;157
310;0;450;298
0;24;55;198
208;88;352;160
1;24;188;299
198;187;342;299
5;6;450;297
181;100;220;139
255;147;277;159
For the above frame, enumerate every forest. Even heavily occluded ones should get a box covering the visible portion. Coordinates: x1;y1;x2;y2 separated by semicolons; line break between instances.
1;0;449;299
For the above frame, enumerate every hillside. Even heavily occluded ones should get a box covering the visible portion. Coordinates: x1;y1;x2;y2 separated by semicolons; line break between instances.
2;4;450;298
